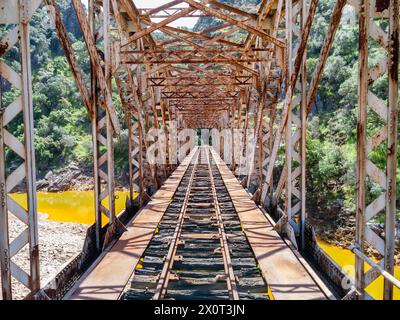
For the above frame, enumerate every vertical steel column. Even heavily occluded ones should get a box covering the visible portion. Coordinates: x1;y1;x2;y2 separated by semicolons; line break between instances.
127;103;143;206
20;1;40;294
285;0;307;249
177;113;183;163
235;98;242;170
355;0;368;299
259;0;284;206
230;102;236;169
104;0;116;227
90;0;116;250
261;107;272;189
127;112;133;200
89;0;101;251
221;110;228;160
109;0;140;205
160;99;170;173
285;0;293;227
0;77;11;299
113;9;146;207
384;0;399;300
300;0;308;252
237;93;250;177
353;0;399;300
0;0;41;299
169;106;178;166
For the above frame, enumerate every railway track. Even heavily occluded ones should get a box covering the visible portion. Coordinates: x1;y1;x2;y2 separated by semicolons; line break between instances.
123;147;268;300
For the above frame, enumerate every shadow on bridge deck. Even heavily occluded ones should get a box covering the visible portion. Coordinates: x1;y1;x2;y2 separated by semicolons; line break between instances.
65;147;333;300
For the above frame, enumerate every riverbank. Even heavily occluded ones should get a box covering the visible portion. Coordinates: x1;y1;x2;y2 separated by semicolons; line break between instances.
10;190;131;225
319;240;400;299
309;206;400;265
0;214;86;300
1;188;131;300
15;162;128;193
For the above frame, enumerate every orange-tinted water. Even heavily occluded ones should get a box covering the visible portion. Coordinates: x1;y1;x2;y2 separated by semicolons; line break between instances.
10;190;133;225
318;240;400;300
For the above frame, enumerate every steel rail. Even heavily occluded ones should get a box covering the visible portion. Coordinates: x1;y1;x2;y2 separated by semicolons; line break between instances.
152;146;239;300
206;148;239;300
152;149;200;300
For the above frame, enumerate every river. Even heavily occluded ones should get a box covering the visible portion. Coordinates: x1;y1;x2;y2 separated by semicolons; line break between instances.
10;190;131;225
318;240;400;300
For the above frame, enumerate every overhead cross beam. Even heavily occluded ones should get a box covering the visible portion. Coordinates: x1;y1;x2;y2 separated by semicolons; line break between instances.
183;0;285;47
161;91;240;99
123;58;269;64
148;75;254;87
159;24;243;48
122;6;197;46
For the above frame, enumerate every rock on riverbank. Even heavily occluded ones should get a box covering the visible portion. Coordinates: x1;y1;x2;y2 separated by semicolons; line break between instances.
36;163;94;192
35;162;127;192
310;207;400;265
13;162;127;193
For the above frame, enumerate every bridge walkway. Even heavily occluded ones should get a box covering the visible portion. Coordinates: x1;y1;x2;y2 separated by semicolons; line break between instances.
65;147;332;300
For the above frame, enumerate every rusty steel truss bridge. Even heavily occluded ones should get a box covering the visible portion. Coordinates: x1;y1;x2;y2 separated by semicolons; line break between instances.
0;0;399;300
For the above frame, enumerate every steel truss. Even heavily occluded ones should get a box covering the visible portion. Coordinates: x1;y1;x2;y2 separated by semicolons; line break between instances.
0;0;42;300
352;0;399;300
284;0;307;250
86;0;119;250
0;0;398;300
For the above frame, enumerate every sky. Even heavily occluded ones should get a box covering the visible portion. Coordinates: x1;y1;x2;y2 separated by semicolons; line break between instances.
81;0;198;28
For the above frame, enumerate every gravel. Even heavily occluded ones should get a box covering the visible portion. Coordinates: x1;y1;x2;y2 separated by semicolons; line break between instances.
0;213;87;300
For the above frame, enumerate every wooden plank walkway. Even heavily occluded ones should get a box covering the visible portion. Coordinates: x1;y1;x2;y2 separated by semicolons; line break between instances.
65;148;198;300
210;148;332;300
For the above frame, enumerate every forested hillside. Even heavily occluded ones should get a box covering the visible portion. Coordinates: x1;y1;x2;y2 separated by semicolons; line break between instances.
0;1;128;183
0;1;398;230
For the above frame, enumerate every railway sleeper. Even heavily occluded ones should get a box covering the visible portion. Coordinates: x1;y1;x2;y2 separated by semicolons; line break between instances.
236;278;268;293
237;292;269;300
122;289;155;300
172;258;225;271
163;289;230;300
167;278;230;291
130;275;158;290
232;266;262;277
